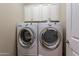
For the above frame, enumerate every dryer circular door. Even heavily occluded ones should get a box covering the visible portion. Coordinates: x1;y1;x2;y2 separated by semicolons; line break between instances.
40;27;61;49
19;27;35;48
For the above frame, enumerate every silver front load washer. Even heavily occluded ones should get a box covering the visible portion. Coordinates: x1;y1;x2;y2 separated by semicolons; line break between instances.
38;21;63;56
17;23;37;56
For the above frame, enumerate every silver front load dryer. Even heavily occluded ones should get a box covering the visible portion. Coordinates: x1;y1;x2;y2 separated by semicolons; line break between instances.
17;23;37;56
38;21;63;56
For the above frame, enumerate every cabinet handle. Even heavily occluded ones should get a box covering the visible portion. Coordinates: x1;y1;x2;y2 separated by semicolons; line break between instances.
66;40;70;44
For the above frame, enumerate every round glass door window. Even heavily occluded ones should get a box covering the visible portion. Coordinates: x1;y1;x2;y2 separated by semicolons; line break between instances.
19;28;35;48
40;27;61;49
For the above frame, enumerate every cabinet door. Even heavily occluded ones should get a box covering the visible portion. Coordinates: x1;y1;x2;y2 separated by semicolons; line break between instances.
66;43;79;56
32;5;40;21
66;3;79;56
66;3;79;55
72;4;79;38
24;5;32;21
41;4;49;21
49;4;59;21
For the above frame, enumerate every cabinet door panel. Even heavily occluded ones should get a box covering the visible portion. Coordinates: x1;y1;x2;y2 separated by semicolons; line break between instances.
70;3;79;55
32;5;40;21
41;5;49;21
49;4;59;20
69;37;79;54
72;4;79;38
66;3;79;56
24;5;32;21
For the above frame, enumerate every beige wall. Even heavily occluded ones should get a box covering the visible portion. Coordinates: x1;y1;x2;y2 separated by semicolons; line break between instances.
0;3;66;56
59;3;66;28
59;3;66;55
0;3;23;55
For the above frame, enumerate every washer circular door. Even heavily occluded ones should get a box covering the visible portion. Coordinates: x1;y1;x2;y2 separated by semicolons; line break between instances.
40;27;61;49
19;27;35;48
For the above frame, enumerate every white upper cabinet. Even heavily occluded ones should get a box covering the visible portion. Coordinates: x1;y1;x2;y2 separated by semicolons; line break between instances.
24;5;32;21
32;5;40;21
49;4;59;21
24;4;59;21
41;4;49;21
